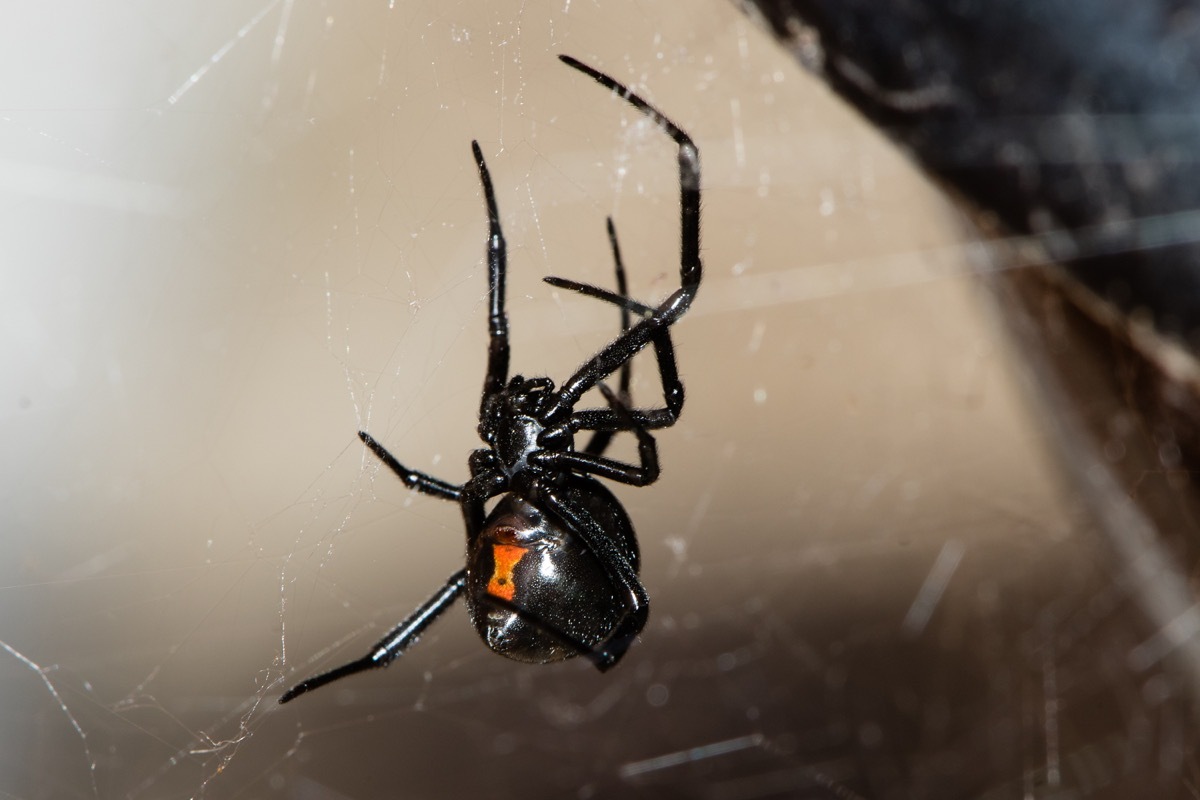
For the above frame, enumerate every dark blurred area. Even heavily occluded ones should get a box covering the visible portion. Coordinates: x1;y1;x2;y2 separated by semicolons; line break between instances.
742;0;1200;340
736;0;1200;795
734;0;1200;548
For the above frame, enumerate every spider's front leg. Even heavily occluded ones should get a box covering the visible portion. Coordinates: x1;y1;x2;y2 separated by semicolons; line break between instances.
472;140;510;415
542;56;702;425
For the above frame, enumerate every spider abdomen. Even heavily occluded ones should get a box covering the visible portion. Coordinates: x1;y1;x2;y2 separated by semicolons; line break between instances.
466;483;637;664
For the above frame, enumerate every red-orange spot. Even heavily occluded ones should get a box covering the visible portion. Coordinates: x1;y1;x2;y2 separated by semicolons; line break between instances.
487;543;527;601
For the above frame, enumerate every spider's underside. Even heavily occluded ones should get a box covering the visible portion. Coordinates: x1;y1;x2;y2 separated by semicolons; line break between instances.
280;55;701;705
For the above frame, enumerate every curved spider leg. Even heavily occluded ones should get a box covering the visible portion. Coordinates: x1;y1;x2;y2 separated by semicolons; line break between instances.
543;56;701;426
472;140;510;416
581;218;631;457
359;431;462;501
533;384;660;487
538;481;648;671
542;275;681;431
279;569;467;704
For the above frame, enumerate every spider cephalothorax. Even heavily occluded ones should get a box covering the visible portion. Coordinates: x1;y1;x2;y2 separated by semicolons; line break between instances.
280;54;700;704
477;376;565;478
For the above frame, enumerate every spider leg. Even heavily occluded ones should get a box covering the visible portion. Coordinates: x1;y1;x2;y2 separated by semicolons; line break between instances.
533;384;660;487
542;274;682;431
279;569;467;704
544;56;701;425
539;485;648;671
544;277;654;319
472;140;510;415
359;431;462;501
582;218;632;457
451;449;509;504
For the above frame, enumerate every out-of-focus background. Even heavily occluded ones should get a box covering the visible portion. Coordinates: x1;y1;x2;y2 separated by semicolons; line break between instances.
2;2;1191;797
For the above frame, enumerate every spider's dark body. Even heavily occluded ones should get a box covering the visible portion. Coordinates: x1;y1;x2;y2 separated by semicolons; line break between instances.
280;55;700;705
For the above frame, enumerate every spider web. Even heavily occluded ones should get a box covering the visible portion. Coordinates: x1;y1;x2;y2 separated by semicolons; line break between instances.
2;2;1195;798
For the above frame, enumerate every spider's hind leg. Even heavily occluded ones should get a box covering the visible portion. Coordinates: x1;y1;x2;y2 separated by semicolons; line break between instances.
539;465;649;670
543;56;701;425
359;431;463;501
279;568;467;704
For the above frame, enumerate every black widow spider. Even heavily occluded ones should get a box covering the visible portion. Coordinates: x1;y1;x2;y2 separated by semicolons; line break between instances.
279;55;701;704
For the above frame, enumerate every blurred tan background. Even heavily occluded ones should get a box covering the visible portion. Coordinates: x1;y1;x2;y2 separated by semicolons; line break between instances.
1;1;1180;797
